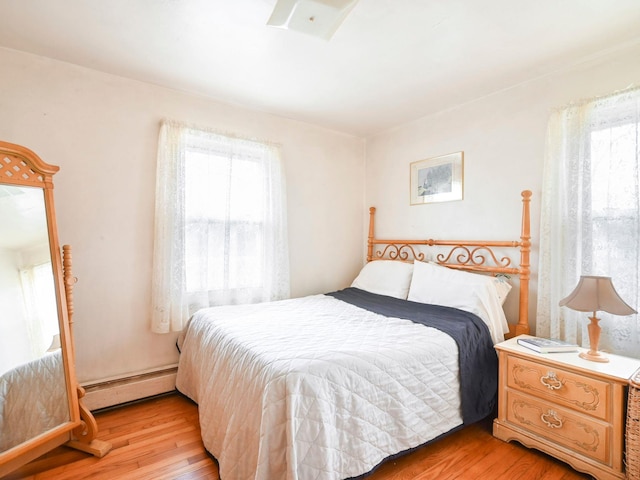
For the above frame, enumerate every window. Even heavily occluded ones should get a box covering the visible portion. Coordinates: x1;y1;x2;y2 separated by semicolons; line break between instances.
151;121;289;333
589;116;640;280
20;262;58;356
537;87;640;358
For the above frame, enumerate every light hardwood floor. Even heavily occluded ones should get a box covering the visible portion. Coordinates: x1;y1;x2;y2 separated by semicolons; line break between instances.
6;392;591;480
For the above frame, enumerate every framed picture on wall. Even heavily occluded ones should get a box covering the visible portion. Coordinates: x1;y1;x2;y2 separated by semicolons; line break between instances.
410;151;464;205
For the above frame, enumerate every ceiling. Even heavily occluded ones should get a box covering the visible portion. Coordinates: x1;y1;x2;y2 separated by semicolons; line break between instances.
0;0;639;137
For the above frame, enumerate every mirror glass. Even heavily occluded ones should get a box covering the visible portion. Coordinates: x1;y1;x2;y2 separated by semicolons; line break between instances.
0;184;70;453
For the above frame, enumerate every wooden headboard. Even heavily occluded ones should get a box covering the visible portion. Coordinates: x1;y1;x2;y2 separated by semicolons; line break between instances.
366;190;532;338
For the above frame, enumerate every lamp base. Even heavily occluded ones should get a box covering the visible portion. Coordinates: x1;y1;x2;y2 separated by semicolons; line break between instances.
579;350;609;363
578;314;610;363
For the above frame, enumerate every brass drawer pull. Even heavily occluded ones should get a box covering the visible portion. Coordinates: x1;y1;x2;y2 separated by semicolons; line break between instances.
541;410;564;429
540;371;563;390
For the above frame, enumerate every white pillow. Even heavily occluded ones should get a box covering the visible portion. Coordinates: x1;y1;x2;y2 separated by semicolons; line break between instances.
428;261;512;305
351;260;414;299
407;261;510;344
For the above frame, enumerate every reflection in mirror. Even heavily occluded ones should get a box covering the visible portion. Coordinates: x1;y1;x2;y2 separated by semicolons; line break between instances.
0;184;69;452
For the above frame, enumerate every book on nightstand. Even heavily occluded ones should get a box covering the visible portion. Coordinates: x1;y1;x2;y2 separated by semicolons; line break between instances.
517;336;579;353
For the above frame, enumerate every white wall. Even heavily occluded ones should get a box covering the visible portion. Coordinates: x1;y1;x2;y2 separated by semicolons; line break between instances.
365;41;640;332
0;47;365;384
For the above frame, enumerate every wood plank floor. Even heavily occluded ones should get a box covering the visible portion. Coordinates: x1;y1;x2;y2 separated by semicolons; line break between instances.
5;392;591;480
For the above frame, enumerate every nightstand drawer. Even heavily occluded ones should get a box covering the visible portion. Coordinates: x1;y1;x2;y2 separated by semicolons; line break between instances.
507;355;610;421
506;390;610;465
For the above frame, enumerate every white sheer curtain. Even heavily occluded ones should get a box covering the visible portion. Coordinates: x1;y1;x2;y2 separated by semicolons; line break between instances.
151;120;289;333
537;86;640;358
19;262;58;357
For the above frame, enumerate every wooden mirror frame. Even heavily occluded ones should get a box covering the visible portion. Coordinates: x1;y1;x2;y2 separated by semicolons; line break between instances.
0;141;110;477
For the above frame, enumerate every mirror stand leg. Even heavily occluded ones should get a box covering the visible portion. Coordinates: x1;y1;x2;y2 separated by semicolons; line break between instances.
62;244;112;457
66;387;112;457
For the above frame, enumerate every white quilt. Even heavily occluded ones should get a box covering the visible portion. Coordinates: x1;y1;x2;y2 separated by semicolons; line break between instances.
0;350;70;452
176;294;463;480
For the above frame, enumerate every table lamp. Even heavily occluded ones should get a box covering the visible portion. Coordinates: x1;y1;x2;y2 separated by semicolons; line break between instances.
559;275;636;363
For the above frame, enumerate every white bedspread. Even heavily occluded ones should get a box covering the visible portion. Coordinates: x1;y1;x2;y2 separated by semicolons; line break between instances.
176;294;462;480
0;350;69;452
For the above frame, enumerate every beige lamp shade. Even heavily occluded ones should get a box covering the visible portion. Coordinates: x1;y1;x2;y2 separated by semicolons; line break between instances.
559;275;636;316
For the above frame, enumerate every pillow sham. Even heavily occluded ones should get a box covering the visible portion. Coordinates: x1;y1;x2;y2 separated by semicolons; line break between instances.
428;261;512;305
407;261;510;344
351;260;414;299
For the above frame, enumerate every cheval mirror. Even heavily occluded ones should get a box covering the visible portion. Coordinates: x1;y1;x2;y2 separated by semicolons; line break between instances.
0;141;110;477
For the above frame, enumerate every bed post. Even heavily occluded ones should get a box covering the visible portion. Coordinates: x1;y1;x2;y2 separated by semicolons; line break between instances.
513;190;532;338
367;207;376;262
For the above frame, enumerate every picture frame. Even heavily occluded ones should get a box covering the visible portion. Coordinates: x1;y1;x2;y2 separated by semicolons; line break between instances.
410;151;463;205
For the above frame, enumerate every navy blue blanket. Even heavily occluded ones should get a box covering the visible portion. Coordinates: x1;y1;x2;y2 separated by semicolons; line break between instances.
327;288;498;425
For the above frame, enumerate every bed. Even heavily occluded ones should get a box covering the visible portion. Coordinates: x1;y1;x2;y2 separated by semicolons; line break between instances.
176;191;532;480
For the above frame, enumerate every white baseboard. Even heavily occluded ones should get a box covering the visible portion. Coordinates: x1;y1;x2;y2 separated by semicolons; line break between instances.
82;367;178;411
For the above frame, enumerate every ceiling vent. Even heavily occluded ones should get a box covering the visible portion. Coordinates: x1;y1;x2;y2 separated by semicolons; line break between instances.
267;0;359;40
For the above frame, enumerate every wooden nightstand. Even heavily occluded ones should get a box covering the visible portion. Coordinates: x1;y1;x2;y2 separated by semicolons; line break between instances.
493;335;640;480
